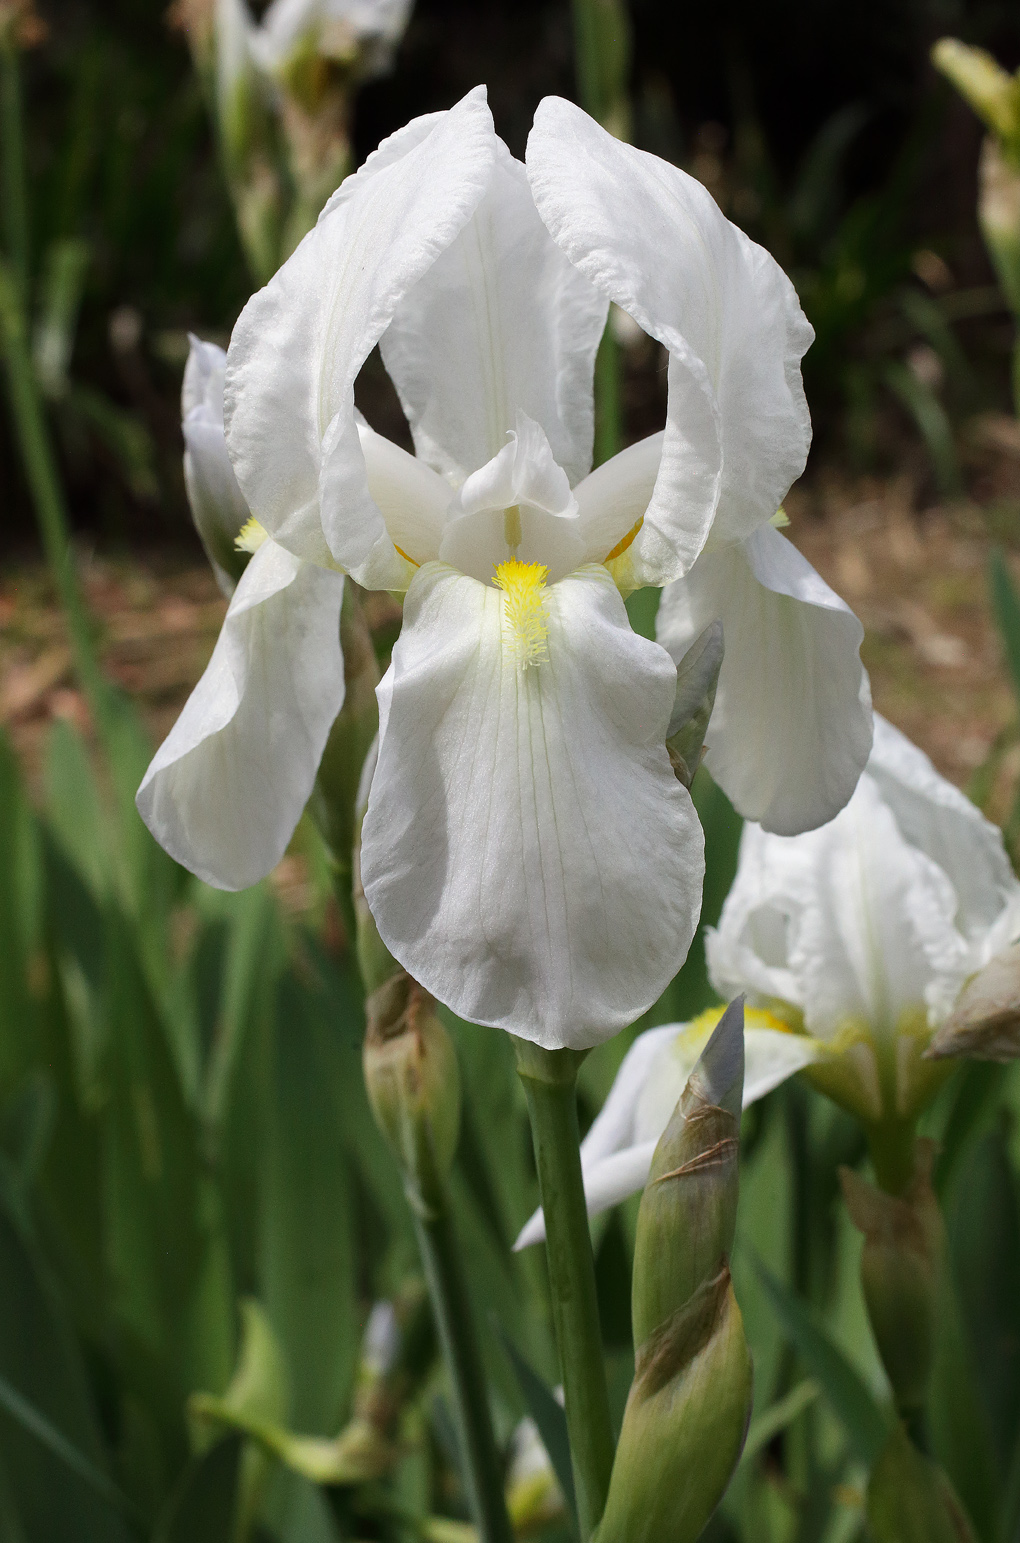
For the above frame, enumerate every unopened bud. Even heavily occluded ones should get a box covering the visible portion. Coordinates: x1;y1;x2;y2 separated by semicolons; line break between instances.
665;620;724;789
932;39;1020;154
867;1423;977;1543
363;973;461;1217
927;939;1020;1061
841;1141;943;1414
979;138;1020;319
595;1000;752;1543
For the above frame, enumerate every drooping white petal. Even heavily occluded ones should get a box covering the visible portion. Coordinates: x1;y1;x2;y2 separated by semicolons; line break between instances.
225;88;496;576
380;139;606;489
437;413;585;583
577;1023;680;1168
526;97;813;585
868;713;1020;939
182;338;252;595
515;1009;820;1246
360;562;704;1049
136;539;345;891
657;523;873;834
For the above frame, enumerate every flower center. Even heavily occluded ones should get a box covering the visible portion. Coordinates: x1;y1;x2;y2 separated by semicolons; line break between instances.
493;558;549;668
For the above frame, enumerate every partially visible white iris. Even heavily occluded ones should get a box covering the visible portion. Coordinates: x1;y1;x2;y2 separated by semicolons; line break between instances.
138;86;872;1051
707;715;1020;1122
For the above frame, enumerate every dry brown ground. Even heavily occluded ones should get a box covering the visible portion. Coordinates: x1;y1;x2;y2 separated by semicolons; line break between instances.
3;418;1020;830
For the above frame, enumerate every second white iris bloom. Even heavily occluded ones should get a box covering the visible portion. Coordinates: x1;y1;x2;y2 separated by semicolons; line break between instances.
138;86;871;1051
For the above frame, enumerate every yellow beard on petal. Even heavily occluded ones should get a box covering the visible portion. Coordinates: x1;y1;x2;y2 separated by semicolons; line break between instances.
493;557;549;668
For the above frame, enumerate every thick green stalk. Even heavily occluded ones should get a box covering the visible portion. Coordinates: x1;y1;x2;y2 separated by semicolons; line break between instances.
593;327;621;467
868;1118;917;1197
412;1206;514;1543
514;1041;614;1539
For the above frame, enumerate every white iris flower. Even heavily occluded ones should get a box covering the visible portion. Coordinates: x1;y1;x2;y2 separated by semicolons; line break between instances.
708;714;1020;1122
138;86;871;1050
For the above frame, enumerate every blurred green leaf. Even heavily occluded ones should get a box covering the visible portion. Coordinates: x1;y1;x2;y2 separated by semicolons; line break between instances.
261;972;359;1434
500;1331;577;1535
43;718;109;899
754;1258;889;1465
991;548;1020;706
0;1190;130;1541
884;360;961;498
947;1131;1020;1477
152;1433;243;1543
927;1265;1000;1543
0;1368;139;1522
742;1379;820;1462
0;735;42;1093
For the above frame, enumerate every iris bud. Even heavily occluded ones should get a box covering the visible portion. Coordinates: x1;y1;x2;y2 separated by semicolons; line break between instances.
595;1000;752;1543
363;972;462;1218
925;940;1020;1062
867;1424;976;1543
665;619;724;789
841;1141;943;1415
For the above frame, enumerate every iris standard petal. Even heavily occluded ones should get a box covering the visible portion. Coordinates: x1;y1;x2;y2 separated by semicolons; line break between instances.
657;523;872;834
225;86;496;572
360;562;704;1049
181;337;252;594
711;780;970;1042
380;138;606;488
572;431;662;571
136;539;346;891
868;713;1019;938
526;97;813;584
788;781;970;1036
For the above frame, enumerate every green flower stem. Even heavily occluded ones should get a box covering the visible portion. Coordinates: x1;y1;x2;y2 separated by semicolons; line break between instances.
571;0;630;471
867;1119;917;1197
513;1040;614;1540
593;326;621;467
412;1203;514;1543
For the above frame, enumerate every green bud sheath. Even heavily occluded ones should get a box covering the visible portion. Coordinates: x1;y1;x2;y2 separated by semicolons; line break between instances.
665;619;724;790
596;1001;753;1543
979;137;1020;318
867;1425;976;1543
841;1141;944;1415
363;972;462;1217
926;939;1020;1061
